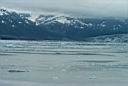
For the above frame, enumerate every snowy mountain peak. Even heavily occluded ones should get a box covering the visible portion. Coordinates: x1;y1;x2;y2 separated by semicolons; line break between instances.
0;8;9;16
54;16;71;24
35;15;93;26
35;15;74;25
0;7;32;19
0;7;31;14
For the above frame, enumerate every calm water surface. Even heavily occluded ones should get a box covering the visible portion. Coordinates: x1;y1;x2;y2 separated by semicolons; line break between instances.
0;40;128;86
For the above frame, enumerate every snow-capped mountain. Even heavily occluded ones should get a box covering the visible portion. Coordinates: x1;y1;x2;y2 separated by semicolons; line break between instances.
0;8;33;25
35;15;128;40
35;14;128;33
36;14;128;29
36;15;83;25
0;8;128;41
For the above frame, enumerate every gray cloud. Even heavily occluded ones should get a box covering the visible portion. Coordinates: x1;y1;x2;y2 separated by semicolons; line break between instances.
0;0;128;18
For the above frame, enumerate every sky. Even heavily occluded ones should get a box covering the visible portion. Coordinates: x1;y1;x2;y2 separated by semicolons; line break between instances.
0;0;128;18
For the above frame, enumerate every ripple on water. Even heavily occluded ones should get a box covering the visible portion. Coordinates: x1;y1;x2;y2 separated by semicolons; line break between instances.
76;60;118;63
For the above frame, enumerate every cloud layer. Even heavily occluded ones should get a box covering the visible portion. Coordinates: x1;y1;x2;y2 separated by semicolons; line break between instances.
0;0;128;18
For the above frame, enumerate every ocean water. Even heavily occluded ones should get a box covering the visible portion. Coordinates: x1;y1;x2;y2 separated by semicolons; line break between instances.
0;40;128;86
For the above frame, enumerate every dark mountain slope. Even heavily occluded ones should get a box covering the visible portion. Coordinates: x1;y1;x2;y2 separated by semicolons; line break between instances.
0;8;128;41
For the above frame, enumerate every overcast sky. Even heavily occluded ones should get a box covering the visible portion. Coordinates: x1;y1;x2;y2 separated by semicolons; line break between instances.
0;0;128;18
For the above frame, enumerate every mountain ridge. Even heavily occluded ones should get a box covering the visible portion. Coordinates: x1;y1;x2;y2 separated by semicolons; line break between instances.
0;8;128;42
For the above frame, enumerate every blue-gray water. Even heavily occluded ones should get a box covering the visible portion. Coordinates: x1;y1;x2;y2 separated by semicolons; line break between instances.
0;40;128;86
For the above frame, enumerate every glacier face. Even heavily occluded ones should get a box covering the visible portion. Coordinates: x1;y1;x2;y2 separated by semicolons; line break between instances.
0;8;128;42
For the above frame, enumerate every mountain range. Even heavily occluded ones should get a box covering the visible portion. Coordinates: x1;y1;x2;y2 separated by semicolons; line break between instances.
0;8;128;42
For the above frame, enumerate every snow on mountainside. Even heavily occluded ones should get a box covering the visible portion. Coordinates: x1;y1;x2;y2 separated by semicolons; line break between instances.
35;14;128;31
36;14;128;40
0;7;33;25
0;7;128;41
36;15;74;25
35;15;93;27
